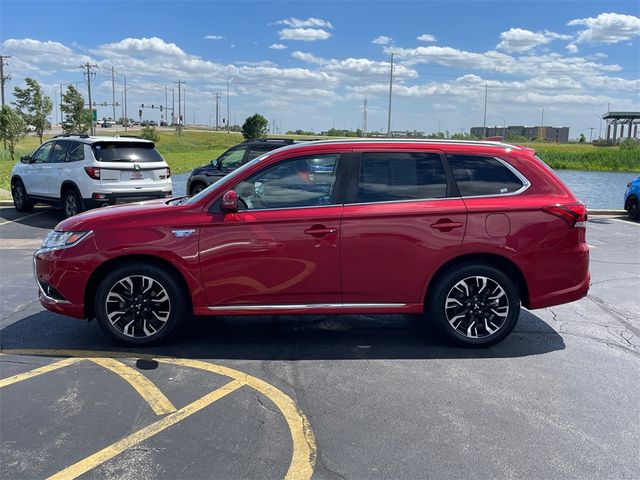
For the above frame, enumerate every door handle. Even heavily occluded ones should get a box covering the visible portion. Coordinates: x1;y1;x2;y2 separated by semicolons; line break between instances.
431;219;463;232
304;225;337;238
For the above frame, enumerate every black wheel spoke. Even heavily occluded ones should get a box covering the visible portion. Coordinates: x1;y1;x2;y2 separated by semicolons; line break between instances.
105;275;171;338
445;276;509;339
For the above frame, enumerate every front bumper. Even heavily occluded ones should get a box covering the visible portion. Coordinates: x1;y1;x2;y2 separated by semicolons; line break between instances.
33;239;97;319
84;190;172;209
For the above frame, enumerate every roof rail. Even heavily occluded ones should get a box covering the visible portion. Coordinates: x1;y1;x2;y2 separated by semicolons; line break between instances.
241;137;295;144
52;133;90;139
118;135;145;139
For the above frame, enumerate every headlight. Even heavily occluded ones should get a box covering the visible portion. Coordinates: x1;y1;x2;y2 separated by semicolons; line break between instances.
41;230;91;250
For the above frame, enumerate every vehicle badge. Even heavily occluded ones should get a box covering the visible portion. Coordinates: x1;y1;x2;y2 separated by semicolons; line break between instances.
172;229;195;238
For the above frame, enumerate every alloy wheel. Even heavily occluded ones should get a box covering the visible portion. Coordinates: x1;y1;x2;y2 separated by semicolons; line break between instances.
105;275;171;338
14;184;25;208
65;194;78;217
445;276;509;339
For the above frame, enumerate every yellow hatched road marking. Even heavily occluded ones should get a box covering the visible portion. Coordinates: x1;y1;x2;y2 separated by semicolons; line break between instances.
88;358;177;415
46;379;244;480
0;357;81;388
1;349;317;480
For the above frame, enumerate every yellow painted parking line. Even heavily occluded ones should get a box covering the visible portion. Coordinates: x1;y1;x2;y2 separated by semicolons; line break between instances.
89;358;177;416
47;379;244;480
1;349;317;480
159;357;317;480
0;357;81;388
0;210;47;226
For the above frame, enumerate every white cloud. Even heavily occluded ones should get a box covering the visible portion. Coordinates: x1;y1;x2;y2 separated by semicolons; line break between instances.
566;43;578;53
417;34;437;42
269;43;288;50
275;17;334;29
279;28;331;41
204;34;225;40
497;28;572;52
568;12;640;44
372;35;392;45
95;37;187;57
2;38;94;74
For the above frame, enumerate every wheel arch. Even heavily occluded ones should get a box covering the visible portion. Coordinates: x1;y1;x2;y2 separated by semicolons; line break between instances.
188;177;209;195
83;254;193;319
625;193;638;209
425;253;530;309
60;180;82;198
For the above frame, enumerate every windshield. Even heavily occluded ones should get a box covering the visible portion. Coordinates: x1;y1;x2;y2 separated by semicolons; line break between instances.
91;142;164;163
185;152;272;205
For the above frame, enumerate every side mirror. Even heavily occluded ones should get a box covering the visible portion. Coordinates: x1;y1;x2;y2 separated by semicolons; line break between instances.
221;190;238;212
20;155;31;164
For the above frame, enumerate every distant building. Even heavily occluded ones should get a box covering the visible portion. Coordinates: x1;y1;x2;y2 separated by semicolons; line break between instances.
389;130;426;138
470;125;570;143
602;112;639;143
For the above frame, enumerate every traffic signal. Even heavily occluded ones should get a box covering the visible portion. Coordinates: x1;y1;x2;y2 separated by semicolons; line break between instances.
139;109;142;117
160;105;163;112
141;104;144;108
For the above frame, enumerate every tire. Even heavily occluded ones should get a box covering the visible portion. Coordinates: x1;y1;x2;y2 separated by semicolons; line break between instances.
63;188;84;218
627;196;639;220
427;263;520;347
11;180;35;213
94;262;186;346
190;182;206;196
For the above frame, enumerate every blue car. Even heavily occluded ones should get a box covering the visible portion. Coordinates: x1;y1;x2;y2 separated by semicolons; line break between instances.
624;175;640;220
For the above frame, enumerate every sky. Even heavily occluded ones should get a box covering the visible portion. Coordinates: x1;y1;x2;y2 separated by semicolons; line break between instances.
1;0;639;138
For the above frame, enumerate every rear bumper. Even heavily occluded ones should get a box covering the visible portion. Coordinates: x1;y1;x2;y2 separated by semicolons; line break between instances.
84;190;172;208
528;271;590;309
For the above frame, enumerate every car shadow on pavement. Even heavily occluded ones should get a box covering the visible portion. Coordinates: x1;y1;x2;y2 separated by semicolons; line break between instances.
0;206;64;228
0;308;564;360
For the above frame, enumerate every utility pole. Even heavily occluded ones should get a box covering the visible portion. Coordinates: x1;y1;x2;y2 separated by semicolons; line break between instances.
183;88;186;127
123;75;128;131
227;77;234;133
0;55;11;107
111;66;116;122
483;84;488;138
174;80;183;133
80;62;99;135
387;53;394;137
214;92;221;130
541;106;544;125
589;127;595;143
165;86;168;124
363;98;368;137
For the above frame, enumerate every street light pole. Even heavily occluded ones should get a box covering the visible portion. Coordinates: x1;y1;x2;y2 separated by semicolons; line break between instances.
226;77;234;133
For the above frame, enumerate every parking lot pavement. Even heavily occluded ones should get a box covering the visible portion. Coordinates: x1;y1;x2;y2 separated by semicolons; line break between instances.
1;207;639;479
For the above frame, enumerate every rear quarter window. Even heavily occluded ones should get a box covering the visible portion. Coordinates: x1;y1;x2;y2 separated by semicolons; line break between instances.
91;142;164;163
447;155;525;197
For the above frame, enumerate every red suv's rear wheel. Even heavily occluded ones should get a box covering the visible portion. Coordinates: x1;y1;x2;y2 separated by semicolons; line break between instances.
428;264;520;347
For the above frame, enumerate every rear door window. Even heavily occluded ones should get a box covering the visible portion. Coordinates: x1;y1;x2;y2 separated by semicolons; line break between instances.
356;152;448;203
66;142;85;162
246;144;277;162
50;141;70;163
447;155;524;196
91;142;163;163
218;147;248;170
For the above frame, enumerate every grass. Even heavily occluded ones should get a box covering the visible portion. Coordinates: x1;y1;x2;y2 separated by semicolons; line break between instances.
1;131;639;198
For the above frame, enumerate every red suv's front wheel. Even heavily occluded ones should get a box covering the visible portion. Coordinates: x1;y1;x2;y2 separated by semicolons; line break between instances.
94;263;186;345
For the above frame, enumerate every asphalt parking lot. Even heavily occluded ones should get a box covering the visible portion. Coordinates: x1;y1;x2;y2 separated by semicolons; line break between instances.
1;206;639;480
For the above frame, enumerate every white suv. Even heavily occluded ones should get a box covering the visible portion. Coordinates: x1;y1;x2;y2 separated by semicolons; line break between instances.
11;135;172;217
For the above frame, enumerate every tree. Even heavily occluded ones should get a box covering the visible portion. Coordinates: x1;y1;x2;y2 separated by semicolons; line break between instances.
60;85;92;134
241;113;268;139
12;77;53;144
140;125;160;143
579;133;586;143
0;105;27;160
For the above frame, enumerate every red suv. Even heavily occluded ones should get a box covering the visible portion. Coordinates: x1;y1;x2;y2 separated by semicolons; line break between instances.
34;140;589;347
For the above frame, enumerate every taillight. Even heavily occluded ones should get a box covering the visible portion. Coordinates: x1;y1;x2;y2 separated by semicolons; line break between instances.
543;203;587;228
84;166;101;180
166;167;171;178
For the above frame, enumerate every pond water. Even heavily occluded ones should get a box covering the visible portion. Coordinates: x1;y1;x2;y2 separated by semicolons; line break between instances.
172;169;639;210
